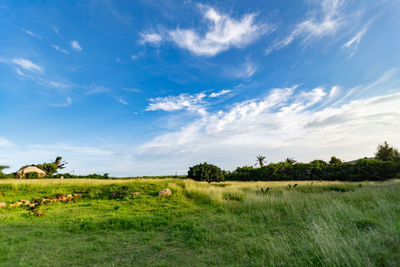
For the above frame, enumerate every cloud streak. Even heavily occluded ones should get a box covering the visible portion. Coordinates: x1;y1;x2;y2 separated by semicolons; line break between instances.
11;58;43;73
266;0;346;54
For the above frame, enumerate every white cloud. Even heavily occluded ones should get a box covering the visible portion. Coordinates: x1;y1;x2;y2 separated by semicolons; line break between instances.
210;89;231;98
22;29;41;38
84;85;110;95
0;137;15;148
70;40;82;52
230;61;257;79
11;58;43;73
343;22;370;57
139;33;162;45
266;0;345;54
51;44;69;54
138;80;400;172
118;97;128;105
52;96;72;108
169;5;269;56
146;92;207;115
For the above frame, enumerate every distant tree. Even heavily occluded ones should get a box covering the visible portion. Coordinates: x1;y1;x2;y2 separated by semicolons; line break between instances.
285;158;297;165
188;162;225;183
36;156;68;176
329;156;342;165
54;156;67;169
375;141;400;162
0;165;9;172
36;163;58;175
255;155;267;168
0;165;9;178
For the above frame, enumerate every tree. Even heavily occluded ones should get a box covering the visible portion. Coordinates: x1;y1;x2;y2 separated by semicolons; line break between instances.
0;165;9;178
36;163;58;175
375;141;400;162
329;156;342;165
188;162;225;183
255;155;267;167
285;158;297;165
54;156;67;169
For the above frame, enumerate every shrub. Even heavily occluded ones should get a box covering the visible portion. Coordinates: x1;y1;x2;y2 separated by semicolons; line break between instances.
226;158;400;182
36;163;58;175
25;172;39;179
188;162;225;183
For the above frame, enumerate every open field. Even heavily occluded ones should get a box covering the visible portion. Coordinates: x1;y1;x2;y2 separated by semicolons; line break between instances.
0;179;399;266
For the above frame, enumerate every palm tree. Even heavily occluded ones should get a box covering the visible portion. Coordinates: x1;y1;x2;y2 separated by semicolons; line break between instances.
54;156;67;169
285;158;296;165
255;155;266;167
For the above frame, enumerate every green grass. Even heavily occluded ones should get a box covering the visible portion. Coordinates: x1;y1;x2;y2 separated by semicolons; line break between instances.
0;179;399;266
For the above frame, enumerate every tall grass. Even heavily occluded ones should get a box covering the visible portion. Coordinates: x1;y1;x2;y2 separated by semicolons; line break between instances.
0;179;399;266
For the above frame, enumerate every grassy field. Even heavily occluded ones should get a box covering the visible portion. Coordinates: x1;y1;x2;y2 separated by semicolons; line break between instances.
0;178;399;266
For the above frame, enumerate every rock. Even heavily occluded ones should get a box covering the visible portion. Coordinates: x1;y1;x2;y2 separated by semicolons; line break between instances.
158;188;172;197
0;202;7;208
60;176;64;179
131;192;140;196
110;192;119;198
10;202;22;207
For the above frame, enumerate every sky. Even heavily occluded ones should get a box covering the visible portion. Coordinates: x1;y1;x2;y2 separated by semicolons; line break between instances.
1;0;400;176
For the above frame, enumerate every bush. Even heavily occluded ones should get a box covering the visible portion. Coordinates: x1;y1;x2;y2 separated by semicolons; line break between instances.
25;172;39;179
36;163;58;175
188;162;225;183
227;159;400;182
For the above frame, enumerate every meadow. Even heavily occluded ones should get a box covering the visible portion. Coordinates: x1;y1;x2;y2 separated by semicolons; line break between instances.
0;178;399;266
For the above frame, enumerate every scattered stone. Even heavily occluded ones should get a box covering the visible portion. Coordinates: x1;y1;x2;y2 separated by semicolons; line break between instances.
158;188;172;197
9;202;22;208
0;202;7;208
110;192;120;198
131;192;140;196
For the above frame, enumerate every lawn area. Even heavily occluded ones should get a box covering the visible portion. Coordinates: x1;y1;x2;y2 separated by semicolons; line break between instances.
0;179;399;266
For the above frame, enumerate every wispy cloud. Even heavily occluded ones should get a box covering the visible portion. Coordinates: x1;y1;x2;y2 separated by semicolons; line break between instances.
139;81;400;170
52;96;72;108
117;97;128;105
169;4;270;56
70;40;82;52
210;89;231;98
266;0;345;54
14;67;68;88
343;22;371;58
139;33;162;45
84;85;110;95
22;29;41;38
11;58;43;73
51;44;69;54
146;92;207;115
229;60;257;79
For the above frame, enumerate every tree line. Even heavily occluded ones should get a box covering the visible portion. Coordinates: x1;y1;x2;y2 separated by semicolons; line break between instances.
188;142;400;182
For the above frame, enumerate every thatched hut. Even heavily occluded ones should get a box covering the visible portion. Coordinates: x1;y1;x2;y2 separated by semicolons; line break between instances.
15;165;46;179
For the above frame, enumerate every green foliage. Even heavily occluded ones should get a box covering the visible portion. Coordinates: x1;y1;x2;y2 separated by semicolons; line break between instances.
375;141;400;162
329;156;342;165
36;163;58;175
188;162;225;183
0;179;399;266
227;158;400;181
0;166;11;179
25;172;39;179
255;155;266;167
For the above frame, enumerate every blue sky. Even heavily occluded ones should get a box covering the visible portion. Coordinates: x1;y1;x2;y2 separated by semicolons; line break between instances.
1;0;400;176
